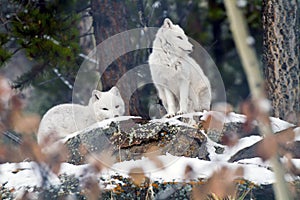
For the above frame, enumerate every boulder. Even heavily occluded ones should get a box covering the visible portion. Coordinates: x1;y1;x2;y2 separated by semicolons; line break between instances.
65;118;209;164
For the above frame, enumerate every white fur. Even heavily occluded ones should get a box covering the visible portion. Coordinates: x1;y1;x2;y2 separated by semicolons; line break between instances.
149;18;211;117
37;86;125;145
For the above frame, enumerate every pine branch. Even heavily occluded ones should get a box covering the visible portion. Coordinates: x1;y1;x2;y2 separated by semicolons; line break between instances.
224;1;292;200
12;63;47;89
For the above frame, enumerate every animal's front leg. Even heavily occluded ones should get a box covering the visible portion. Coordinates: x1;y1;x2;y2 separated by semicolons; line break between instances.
156;85;168;111
178;79;190;115
164;88;177;117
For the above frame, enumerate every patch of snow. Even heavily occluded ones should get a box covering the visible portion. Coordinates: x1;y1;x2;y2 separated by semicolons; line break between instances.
205;135;224;160
107;155;300;185
225;112;247;123
1;112;299;195
294;127;300;141
62;116;141;142
152;1;161;8
215;135;262;161
1;156;300;193
151;116;194;128
0;162;59;189
270;117;294;133
239;162;274;184
291;158;300;168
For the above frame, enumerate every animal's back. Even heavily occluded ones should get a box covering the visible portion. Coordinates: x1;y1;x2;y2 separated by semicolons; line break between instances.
37;104;92;144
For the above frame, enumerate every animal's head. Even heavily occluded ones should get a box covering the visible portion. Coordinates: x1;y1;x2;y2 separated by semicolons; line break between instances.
90;86;125;120
157;18;193;55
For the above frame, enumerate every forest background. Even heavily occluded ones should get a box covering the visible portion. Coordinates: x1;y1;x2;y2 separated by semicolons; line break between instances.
0;0;298;121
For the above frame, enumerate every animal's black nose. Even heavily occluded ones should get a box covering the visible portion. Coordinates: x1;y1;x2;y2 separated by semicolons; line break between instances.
114;115;119;117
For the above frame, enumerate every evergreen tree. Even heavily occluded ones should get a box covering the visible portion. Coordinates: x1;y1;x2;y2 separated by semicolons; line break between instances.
0;0;88;89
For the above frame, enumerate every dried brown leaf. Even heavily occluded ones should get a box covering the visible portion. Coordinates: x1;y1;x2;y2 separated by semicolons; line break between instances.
82;177;101;200
144;146;164;170
202;115;212;131
194;166;244;199
129;167;146;186
202;113;223;132
38;131;61;148
20;137;45;163
275;128;295;145
256;135;278;161
234;166;245;177
221;132;239;147
10;94;23;111
192;186;206;200
184;164;194;179
212;102;233;115
11;113;40;135
87;150;116;173
0;146;7;163
240;100;257;132
0;75;12;106
285;153;300;176
44;142;68;174
79;143;88;156
0;144;25;163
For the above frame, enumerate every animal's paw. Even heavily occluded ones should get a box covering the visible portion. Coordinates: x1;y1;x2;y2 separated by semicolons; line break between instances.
176;110;186;116
165;113;176;118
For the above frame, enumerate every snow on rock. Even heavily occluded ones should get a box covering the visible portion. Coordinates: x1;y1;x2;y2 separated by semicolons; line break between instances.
2;154;299;191
211;135;263;161
62;116;141;143
270;116;295;133
0;162;60;189
198;111;294;133
294;127;300;141
0;112;299;193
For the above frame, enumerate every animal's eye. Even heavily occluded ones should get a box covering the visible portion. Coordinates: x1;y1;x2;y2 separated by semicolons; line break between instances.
115;105;120;108
94;94;100;100
177;36;183;40
102;108;109;111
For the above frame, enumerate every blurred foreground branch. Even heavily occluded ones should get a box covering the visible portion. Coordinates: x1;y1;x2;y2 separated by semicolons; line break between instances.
224;1;292;199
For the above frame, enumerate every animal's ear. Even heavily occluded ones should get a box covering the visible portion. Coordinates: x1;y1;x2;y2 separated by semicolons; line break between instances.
92;90;101;100
110;86;121;96
163;18;173;29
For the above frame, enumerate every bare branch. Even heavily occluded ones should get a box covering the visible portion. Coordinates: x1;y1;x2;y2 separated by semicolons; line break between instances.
224;1;293;199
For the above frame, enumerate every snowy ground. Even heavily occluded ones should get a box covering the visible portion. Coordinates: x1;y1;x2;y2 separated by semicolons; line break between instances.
0;112;299;193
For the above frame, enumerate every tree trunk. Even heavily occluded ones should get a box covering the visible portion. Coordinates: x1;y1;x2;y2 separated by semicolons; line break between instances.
91;0;141;116
262;0;300;123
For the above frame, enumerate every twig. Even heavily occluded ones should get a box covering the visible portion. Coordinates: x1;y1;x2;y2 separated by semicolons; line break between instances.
53;68;73;90
150;1;162;24
11;47;23;56
137;0;147;27
2;130;22;144
79;32;94;38
224;1;292;200
76;4;91;14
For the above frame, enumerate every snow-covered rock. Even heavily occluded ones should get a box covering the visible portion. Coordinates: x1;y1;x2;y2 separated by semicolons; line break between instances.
0;112;299;198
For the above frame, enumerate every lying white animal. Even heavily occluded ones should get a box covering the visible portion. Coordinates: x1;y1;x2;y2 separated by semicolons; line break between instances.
37;86;125;145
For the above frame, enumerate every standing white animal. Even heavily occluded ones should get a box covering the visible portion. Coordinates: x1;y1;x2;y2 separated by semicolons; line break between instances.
149;18;211;117
37;86;125;145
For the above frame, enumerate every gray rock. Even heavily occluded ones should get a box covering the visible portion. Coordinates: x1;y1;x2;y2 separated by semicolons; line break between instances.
65;118;209;164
